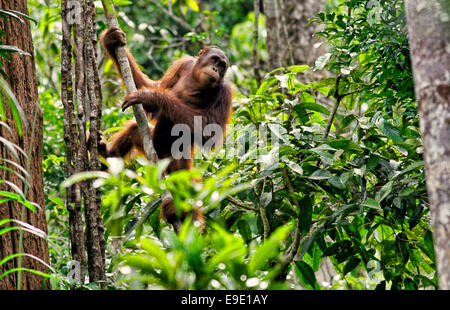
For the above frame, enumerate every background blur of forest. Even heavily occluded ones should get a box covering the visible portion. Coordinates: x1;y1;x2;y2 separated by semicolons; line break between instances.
1;0;438;290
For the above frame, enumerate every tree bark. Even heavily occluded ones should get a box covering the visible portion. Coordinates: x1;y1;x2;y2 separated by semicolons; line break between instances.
0;0;50;289
283;0;326;67
404;0;450;290
61;0;106;288
253;0;262;83
61;0;86;285
263;0;282;71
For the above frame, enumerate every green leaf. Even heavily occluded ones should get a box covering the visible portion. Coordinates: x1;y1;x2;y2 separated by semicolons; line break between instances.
248;224;292;273
0;45;31;56
0;10;24;22
308;169;332;180
60;171;110;190
0;76;28;135
403;278;417;290
328;176;345;190
237;219;252;243
298;196;313;234
379;121;404;144
121;255;159;275
139;238;172;272
288;65;310;74
375;181;393;202
366;155;380;172
256;76;278;95
423;230;435;261
362;199;382;211
260;192;272;208
343;257;361;275
339;114;357;130
409;205;423;230
298;102;330;116
0;268;65;283
396;161;423;178
0;191;38;212
294;261;319;289
327;140;363;153
314;53;331;71
2;9;38;25
284;159;303;175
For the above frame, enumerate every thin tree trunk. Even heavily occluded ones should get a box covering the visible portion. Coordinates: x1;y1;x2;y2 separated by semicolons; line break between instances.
404;0;450;290
253;0;262;83
263;0;282;71
0;0;50;289
82;0;105;286
61;0;86;285
61;0;106;288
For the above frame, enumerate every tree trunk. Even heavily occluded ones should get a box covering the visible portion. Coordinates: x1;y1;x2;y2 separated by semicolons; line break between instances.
263;0;282;71
404;0;450;290
283;0;326;67
0;0;50;289
61;0;106;288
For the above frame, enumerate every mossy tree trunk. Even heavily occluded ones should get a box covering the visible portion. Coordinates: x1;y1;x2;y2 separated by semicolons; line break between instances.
0;0;50;290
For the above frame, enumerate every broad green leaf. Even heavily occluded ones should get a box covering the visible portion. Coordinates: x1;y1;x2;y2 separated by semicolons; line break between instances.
328;176;345;190
314;53;331;71
288;65;310;73
140;238;172;272
285;159;303;175
375;180;393;202
339;114;357;130
256;77;278;95
308;169;332;180
343;257;361;275
248;224;292;273
298;92;315;104
294;261;319;289
379;121;404;144
366;155;380;172
362;199;382;210
299;102;330;116
237;220;252;243
121;255;160;275
298;196;313;234
260;192;272;208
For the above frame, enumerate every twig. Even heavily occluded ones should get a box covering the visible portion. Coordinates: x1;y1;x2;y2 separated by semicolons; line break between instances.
324;75;342;138
282;167;300;212
226;196;258;212
149;0;194;32
259;180;270;240
253;0;261;83
281;167;302;260
324;75;363;138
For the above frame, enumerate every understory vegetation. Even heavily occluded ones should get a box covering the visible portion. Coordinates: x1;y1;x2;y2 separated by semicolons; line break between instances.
1;0;437;290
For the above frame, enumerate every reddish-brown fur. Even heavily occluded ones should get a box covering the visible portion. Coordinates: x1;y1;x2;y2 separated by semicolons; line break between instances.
99;27;232;231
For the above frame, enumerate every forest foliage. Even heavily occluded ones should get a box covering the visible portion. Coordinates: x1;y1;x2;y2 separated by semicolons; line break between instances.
0;0;438;290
